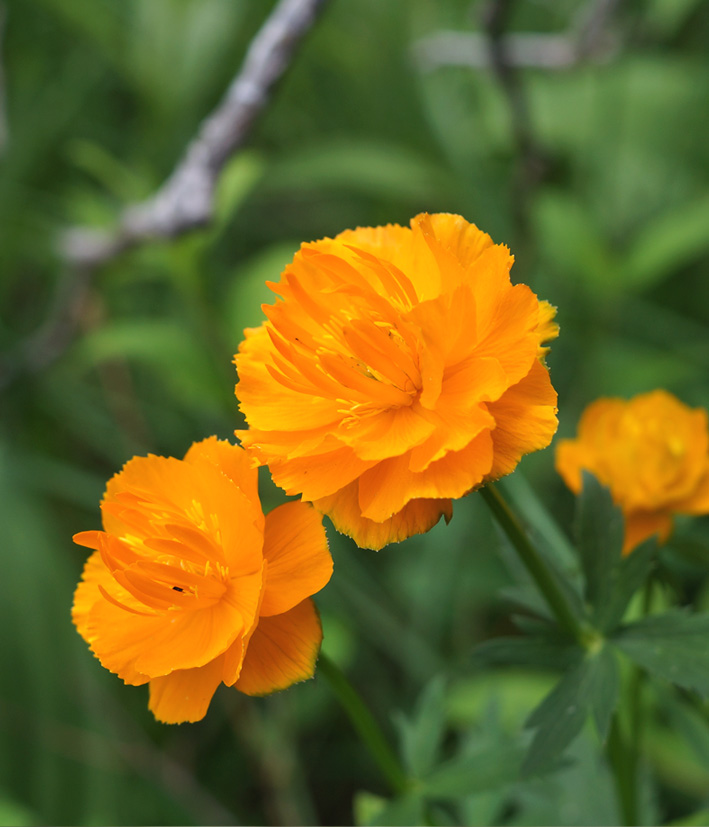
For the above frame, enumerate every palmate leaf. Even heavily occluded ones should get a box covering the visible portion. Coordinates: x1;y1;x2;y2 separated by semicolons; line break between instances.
422;738;526;798
595;536;657;632
575;471;624;609
523;645;620;775
471;636;579;671
613;609;709;695
575;472;657;632
394;676;447;778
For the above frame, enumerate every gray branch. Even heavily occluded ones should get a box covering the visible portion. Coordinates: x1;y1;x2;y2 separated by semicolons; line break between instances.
61;0;329;269
0;0;328;388
412;0;619;72
412;30;617;71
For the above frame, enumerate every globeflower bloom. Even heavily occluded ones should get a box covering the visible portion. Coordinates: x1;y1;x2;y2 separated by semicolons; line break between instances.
72;437;332;723
556;390;709;554
235;213;559;550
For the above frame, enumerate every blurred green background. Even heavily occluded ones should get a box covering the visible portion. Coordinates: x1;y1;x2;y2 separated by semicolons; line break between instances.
2;0;709;824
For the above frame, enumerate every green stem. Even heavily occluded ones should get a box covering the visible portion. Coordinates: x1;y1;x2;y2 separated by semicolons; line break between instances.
608;714;637;825
620;578;653;825
479;483;589;646
318;653;409;795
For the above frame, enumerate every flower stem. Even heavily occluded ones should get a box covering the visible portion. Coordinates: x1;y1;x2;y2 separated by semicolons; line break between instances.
318;652;409;795
479;483;590;646
615;579;653;825
608;714;637;825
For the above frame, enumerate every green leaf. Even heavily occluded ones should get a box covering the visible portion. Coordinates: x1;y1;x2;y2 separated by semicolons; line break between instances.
395;676;447;778
668;810;709;827
531;192;621;296
523;646;620;775
212;151;265;234
496;548;586;624
422;739;525;798
353;791;425;827
499;474;577;571
261;140;454;203
623;195;709;291
574;473;656;632
0;791;36;827
75;320;227;413
576;471;624;609
471;636;579;671
594;537;657;632
613;610;709;695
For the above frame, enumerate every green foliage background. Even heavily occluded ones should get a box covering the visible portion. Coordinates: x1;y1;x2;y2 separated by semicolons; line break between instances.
2;0;709;824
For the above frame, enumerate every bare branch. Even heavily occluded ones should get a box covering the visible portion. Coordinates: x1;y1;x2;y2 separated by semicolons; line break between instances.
412;0;620;72
61;0;329;269
412;30;617;72
482;0;546;238
1;0;328;388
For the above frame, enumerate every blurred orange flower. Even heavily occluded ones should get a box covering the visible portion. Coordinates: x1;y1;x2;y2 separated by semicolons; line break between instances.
72;437;332;724
556;390;709;554
235;213;558;550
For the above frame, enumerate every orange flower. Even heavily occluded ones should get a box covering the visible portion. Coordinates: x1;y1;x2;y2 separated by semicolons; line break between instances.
556;390;709;554
72;437;332;723
235;213;559;550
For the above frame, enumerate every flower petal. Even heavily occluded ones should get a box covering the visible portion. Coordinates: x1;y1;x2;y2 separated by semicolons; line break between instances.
624;511;673;555
485;359;558;481
424;212;495;270
183;436;260;513
339;404;436;462
358;430;494;522
262;444;377;501
260;502;332;617
148;655;225;724
674;466;709;514
236;325;342;431
314;481;452;550
235;599;322;696
86;566;263;682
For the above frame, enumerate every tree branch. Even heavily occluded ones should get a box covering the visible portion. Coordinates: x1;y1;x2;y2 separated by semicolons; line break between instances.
1;0;328;388
61;0;329;269
412;0;620;72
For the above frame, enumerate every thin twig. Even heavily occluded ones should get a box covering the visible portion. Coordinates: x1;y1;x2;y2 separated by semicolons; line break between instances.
483;0;546;241
0;0;328;389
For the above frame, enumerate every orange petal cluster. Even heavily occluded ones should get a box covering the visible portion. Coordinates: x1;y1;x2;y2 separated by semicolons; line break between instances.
72;437;332;723
235;213;559;550
556;390;709;554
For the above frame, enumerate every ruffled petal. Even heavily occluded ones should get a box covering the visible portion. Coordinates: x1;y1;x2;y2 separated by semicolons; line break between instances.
100;453;264;576
314;481;452;550
339;404;436;462
235;599;323;696
261;444;377;502
235;325;343;432
260;502;332;617
486;359;558;481
424;212;495;270
183;436;261;515
358;430;494;522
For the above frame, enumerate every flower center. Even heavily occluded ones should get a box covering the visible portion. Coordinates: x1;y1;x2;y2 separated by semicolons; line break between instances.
99;494;230;614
